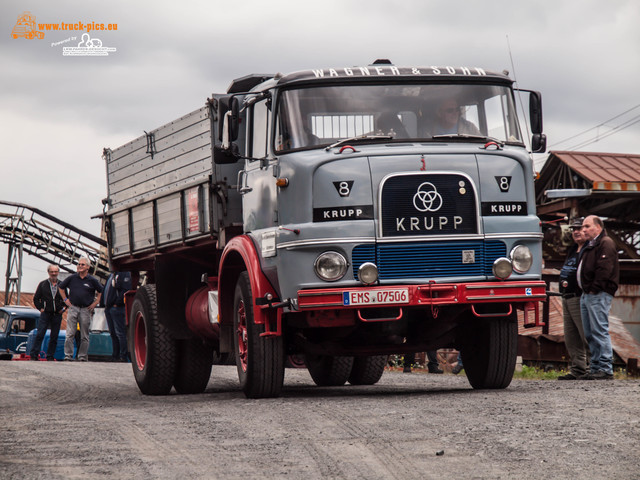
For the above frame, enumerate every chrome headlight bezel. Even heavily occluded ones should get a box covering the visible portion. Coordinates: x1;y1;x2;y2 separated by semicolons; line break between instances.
492;257;513;280
358;262;378;285
314;251;348;281
510;245;533;274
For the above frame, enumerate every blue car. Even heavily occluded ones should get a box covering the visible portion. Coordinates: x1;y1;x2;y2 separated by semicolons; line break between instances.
0;306;41;359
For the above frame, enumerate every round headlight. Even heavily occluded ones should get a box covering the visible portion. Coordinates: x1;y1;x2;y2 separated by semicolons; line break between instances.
510;245;533;273
492;257;513;280
314;251;348;281
358;262;378;285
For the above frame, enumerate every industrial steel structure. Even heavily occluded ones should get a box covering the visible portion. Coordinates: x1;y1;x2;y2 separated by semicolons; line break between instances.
0;200;108;305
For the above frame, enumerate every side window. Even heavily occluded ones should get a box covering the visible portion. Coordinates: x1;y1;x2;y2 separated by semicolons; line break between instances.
462;105;479;131
0;311;8;331
484;95;506;139
13;317;37;333
251;100;270;158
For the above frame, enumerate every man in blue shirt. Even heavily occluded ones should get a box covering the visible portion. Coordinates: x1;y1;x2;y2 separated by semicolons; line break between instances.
557;218;588;380
58;257;103;362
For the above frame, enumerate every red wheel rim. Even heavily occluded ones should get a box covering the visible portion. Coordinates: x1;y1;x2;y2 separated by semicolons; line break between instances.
134;311;147;370
236;299;248;372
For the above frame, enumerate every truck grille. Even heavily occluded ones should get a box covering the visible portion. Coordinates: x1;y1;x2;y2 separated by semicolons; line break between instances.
380;173;478;237
352;240;506;280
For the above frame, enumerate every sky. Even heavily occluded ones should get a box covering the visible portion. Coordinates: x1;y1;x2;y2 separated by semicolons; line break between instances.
1;0;639;293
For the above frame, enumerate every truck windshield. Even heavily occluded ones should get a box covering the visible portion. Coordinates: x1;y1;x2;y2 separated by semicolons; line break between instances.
275;83;522;152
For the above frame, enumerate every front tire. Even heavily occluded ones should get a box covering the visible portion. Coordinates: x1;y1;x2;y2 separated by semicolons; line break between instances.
130;285;177;395
306;355;354;386
461;313;517;389
233;272;284;398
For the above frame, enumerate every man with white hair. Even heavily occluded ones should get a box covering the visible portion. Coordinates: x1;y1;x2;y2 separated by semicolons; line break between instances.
58;257;103;362
577;215;619;380
29;264;65;361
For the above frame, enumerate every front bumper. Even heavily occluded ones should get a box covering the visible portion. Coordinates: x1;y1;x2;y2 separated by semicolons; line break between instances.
297;280;546;309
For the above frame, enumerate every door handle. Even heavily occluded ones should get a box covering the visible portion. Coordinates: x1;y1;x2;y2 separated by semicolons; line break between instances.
237;170;253;195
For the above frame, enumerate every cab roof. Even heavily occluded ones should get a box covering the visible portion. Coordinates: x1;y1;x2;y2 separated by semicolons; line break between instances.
227;63;512;93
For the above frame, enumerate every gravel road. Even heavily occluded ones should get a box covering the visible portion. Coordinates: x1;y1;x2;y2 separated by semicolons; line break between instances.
1;361;638;480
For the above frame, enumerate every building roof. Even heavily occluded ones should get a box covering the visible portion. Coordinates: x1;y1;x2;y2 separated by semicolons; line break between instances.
536;151;640;218
0;291;35;309
548;151;640;184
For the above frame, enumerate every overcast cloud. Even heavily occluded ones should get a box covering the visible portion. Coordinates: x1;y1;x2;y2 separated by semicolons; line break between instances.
1;0;639;292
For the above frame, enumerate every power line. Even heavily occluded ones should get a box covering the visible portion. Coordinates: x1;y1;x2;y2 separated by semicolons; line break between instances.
549;104;640;149
566;115;640;151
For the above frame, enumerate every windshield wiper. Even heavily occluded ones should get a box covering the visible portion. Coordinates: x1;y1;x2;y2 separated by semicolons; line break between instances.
325;134;394;151
431;134;504;146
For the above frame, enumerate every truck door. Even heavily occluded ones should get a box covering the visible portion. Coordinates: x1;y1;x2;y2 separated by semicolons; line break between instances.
241;97;277;232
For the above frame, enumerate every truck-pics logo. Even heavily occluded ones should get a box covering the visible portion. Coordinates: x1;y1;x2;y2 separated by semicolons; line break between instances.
11;10;118;56
412;182;443;212
11;12;44;39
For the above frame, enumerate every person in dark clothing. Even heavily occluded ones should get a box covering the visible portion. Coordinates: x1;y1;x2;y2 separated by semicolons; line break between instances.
58;257;103;362
452;352;464;375
578;215;619;380
403;353;414;373
558;218;589;380
30;264;66;361
102;271;132;362
426;350;443;374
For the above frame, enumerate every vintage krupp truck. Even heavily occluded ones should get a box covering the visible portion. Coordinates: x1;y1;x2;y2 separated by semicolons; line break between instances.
103;60;547;398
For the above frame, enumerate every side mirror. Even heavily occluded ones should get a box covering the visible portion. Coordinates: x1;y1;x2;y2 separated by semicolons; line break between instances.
528;91;543;135
229;97;239;141
531;133;547;153
516;89;545;153
217;96;239;143
213;143;241;164
215;96;241;164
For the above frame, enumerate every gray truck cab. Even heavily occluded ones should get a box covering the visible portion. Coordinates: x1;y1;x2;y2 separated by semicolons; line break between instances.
218;63;545;304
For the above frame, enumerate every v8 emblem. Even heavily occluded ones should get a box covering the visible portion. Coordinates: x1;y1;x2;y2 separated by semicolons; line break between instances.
495;176;512;192
333;180;354;197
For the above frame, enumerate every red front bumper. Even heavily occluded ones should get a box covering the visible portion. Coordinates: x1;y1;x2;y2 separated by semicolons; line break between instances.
297;281;547;309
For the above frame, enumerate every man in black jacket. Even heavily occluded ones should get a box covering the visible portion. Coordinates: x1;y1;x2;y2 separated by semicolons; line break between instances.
29;265;66;361
578;215;619;380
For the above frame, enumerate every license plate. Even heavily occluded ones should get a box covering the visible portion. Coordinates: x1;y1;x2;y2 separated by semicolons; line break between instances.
343;289;410;306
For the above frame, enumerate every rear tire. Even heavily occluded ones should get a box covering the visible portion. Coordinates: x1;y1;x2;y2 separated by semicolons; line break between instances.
461;312;517;389
130;285;177;395
348;355;387;385
233;272;284;398
306;355;354;386
173;338;213;394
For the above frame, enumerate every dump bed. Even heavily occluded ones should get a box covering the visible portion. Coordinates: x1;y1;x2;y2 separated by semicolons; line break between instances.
103;102;243;260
